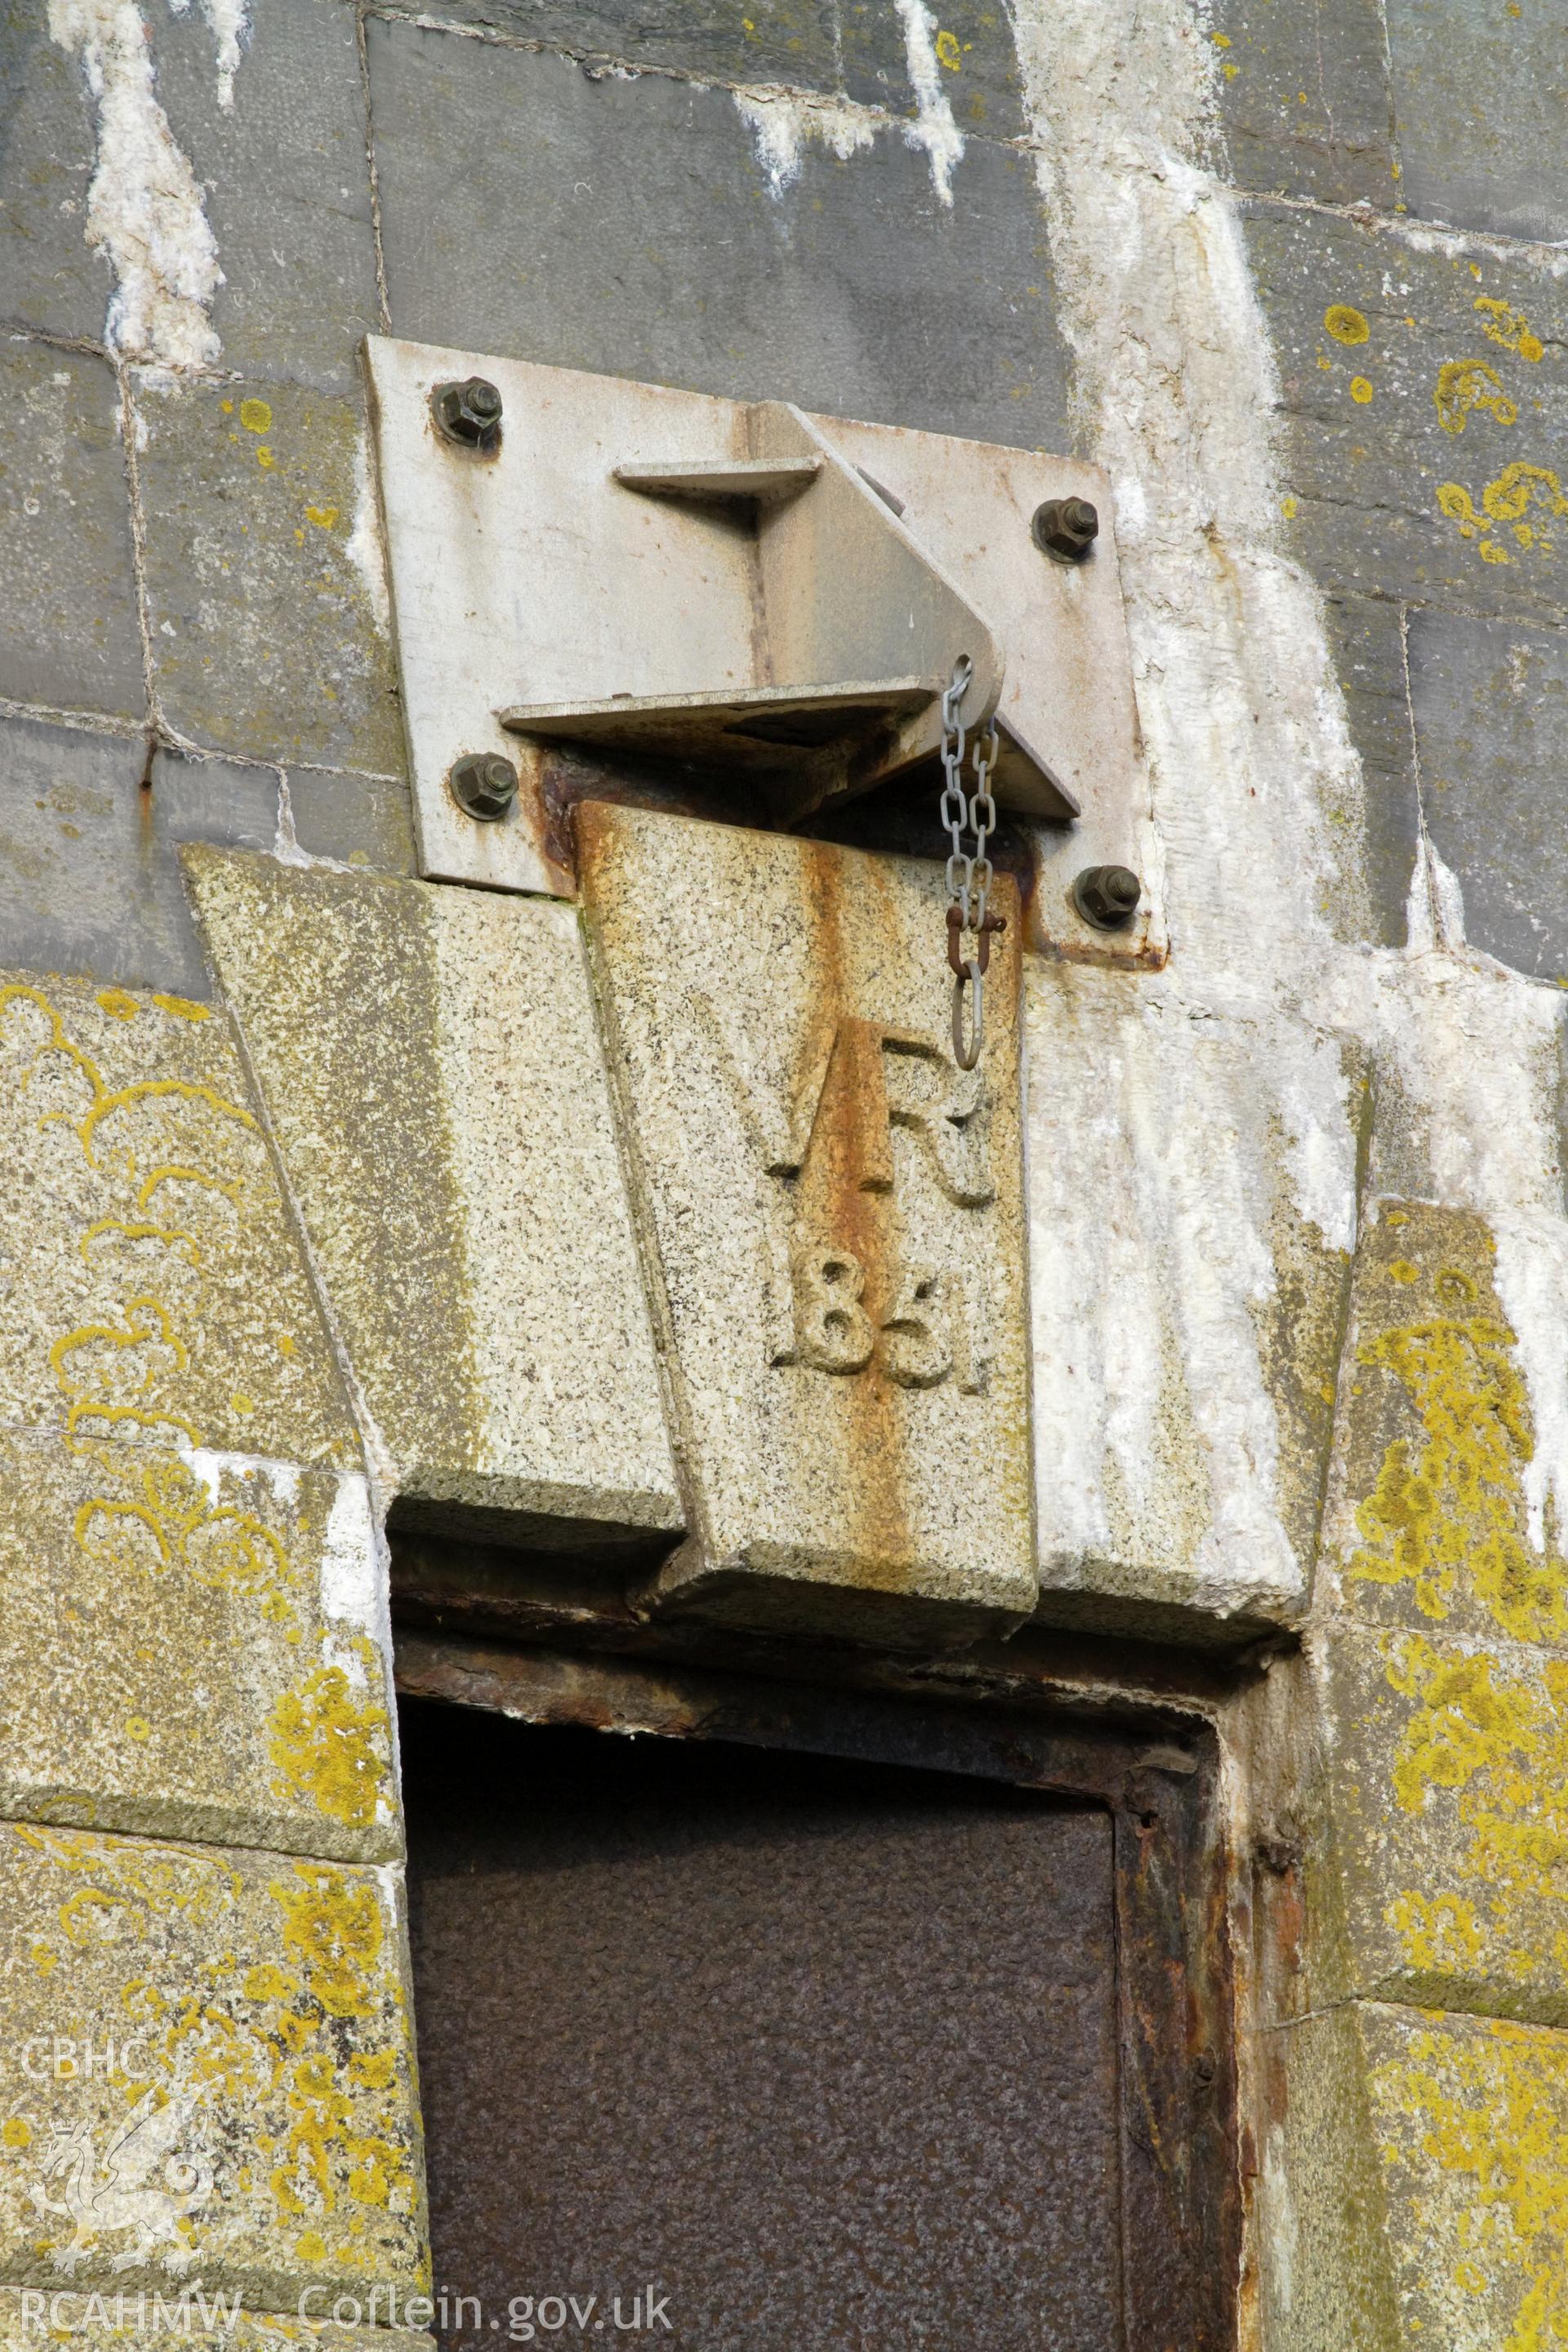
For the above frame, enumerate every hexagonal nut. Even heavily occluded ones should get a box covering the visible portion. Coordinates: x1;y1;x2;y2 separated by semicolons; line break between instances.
1071;864;1142;929
448;753;519;821
432;376;503;450
1031;496;1099;562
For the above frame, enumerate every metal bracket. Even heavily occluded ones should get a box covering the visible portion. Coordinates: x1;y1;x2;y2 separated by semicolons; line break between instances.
366;340;1160;962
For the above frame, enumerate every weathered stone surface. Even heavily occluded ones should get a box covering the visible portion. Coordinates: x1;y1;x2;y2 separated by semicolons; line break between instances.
1409;608;1568;982
1027;969;1356;1636
0;966;354;1463
1249;203;1568;625
578;802;1036;1642
0;1431;398;1863
838;0;1026;138
368;23;1071;453
1322;592;1422;947
283;769;416;878
148;0;381;394
0;0;106;343
414;0;840;88
0;2296;433;2352
1386;0;1568;246
1358;1999;1568;2351
0;339;143;722
1321;1615;1568;2024
0;968;393;1858
185;849;681;1553
1209;0;1396;207
1261;2005;1402;2352
132;376;403;778
1322;1198;1568;1652
0;1826;424;2301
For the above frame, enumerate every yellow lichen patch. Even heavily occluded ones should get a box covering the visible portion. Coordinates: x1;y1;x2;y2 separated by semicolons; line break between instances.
1325;304;1370;345
2;2118;31;2148
95;990;139;1022
74;1454;297;1624
303;506;339;532
149;994;211;1022
1348;1300;1568;1644
239;399;272;434
271;1864;384;2020
1439;461;1567;567
934;28;961;68
1373;2016;1568;2350
267;1662;389;1827
1476;296;1545;363
1350;376;1374;403
1383;1633;1568;1978
1436;359;1518;435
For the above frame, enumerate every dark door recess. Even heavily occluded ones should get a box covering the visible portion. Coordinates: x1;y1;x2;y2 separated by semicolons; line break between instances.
399;1651;1236;2352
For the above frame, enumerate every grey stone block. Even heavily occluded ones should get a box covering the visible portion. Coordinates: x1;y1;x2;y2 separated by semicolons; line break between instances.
400;0;841;90
0;718;284;997
132;371;405;775
0;336;144;720
368;21;1072;452
1408;608;1568;982
1250;202;1568;625
1323;592;1420;947
1388;0;1568;245
285;765;417;874
1209;0;1395;207
0;0;105;342
150;0;382;392
839;0;1026;140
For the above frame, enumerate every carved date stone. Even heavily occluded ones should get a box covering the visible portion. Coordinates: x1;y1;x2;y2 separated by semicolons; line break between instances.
578;802;1037;1642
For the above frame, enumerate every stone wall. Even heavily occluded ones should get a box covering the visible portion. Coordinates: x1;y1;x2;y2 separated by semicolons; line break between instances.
3;0;1568;2341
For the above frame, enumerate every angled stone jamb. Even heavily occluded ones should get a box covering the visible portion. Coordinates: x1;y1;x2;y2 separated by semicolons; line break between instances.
0;973;396;1862
183;849;681;1561
1025;965;1361;1641
577;801;1036;1645
0;1825;425;2307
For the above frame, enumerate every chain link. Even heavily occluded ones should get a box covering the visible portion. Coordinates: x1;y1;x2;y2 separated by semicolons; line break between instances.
938;656;1002;1072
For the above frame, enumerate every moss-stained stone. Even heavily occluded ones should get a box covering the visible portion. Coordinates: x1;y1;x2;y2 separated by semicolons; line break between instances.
1209;0;1396;209
0;1432;397;1861
184;849;680;1551
131;377;403;779
0;0;108;345
1263;2005;1402;2352
1322;1616;1568;2022
0;2295;432;2351
1361;2000;1568;2352
1246;203;1568;626
1323;1198;1568;1650
0;1827;424;2303
281;771;416;880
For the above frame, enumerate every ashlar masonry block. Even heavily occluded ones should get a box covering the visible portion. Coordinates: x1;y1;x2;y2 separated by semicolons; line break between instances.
577;802;1036;1642
0;1826;425;2305
0;973;396;1863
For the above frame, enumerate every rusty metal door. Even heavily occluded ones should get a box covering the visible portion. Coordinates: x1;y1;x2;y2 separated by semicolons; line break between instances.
403;1696;1144;2350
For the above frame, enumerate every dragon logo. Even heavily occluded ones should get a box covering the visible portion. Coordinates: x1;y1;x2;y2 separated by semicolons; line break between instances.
29;2090;213;2273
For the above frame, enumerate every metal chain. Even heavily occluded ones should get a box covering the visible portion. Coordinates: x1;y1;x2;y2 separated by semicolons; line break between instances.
939;656;1002;1072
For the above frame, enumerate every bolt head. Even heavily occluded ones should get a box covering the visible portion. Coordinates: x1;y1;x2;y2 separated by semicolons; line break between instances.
1072;863;1142;929
432;376;503;450
448;752;518;821
1031;495;1100;561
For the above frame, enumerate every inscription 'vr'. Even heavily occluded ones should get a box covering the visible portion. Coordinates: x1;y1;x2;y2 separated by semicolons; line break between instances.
703;1012;997;1392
